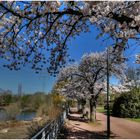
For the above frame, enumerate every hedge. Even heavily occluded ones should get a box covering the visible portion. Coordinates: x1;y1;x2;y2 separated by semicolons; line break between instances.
112;89;140;118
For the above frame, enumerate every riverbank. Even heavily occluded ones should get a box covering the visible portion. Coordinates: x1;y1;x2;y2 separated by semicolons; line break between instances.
0;116;49;139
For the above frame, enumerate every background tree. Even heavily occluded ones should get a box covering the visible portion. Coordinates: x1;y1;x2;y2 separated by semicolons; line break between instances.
124;66;140;89
58;77;89;114
0;93;13;106
58;49;125;122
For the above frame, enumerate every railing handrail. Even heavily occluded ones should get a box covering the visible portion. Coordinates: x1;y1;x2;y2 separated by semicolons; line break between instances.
31;119;53;139
31;111;66;139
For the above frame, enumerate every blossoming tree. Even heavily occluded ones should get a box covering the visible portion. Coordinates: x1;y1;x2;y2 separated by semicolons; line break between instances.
123;66;140;90
58;48;125;121
0;1;139;74
136;54;140;64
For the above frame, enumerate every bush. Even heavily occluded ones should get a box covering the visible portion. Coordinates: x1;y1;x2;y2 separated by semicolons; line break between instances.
28;93;47;111
36;103;49;117
0;93;13;106
36;94;62;119
20;95;31;109
112;89;140;118
97;94;105;106
6;103;21;120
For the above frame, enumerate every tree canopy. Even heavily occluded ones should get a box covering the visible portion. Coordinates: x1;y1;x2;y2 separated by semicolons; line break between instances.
0;1;140;74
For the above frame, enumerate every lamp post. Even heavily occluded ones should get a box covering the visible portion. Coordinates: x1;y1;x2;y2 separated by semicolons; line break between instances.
107;47;110;138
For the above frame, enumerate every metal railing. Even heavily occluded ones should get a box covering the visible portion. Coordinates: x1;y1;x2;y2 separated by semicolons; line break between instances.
31;111;66;139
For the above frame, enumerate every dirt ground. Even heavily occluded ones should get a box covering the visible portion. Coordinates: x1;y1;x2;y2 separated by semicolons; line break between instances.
60;108;140;139
0;116;49;139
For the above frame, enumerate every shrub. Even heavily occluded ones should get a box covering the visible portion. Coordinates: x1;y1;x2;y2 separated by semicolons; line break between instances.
112;89;140;118
6;103;21;120
97;94;105;106
36;95;61;120
20;95;31;109
0;93;13;106
28;93;46;111
36;103;49;117
52;93;65;107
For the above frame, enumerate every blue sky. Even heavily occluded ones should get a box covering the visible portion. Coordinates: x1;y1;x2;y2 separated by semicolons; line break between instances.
0;26;139;94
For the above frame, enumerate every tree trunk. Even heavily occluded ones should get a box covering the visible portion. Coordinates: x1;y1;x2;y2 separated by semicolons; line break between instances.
93;103;96;122
95;105;96;120
89;99;93;121
89;98;96;122
66;101;69;116
82;104;85;114
77;100;81;112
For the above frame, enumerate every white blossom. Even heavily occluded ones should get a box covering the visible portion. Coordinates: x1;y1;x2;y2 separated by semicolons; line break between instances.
58;50;125;100
0;1;139;73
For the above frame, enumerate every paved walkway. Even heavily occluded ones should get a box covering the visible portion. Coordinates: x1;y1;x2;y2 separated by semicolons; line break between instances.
63;108;140;139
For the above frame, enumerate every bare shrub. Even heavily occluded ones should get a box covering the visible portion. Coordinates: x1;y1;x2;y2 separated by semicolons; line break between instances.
36;103;49;117
48;106;61;120
5;103;21;120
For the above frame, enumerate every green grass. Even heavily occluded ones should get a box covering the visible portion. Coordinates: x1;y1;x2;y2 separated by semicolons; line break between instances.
127;118;140;123
96;107;140;123
96;106;113;115
88;121;101;126
96;106;105;113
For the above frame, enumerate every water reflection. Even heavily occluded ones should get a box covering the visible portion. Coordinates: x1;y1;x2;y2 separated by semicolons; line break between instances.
0;109;36;121
0;109;8;121
16;112;36;121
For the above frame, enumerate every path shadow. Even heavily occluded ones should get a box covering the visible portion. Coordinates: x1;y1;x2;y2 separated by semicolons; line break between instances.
69;110;80;114
68;114;88;123
58;111;118;139
69;109;82;114
58;125;117;139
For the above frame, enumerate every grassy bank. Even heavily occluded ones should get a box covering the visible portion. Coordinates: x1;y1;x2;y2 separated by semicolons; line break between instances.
127;118;140;123
96;106;105;113
0;92;65;138
0;116;50;139
97;106;140;123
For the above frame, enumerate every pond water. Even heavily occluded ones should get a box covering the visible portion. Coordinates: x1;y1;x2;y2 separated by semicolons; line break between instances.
0;109;8;121
16;112;36;121
0;109;36;121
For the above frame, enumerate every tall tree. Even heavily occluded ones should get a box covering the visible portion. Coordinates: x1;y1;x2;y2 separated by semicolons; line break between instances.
58;49;125;121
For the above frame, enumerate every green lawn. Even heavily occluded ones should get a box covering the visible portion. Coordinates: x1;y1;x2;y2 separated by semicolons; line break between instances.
127;118;140;123
96;107;140;123
96;106;105;113
97;106;114;115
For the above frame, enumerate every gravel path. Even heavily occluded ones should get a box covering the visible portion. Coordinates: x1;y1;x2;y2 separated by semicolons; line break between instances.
64;108;140;139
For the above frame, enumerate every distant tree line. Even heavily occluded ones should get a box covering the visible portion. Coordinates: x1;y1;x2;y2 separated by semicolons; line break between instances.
0;91;65;120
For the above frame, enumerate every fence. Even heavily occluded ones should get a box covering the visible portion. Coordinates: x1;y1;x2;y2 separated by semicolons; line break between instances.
31;111;66;139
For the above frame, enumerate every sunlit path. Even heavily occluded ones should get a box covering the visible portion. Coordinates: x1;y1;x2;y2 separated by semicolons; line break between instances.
59;108;108;139
98;112;140;139
59;108;140;139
